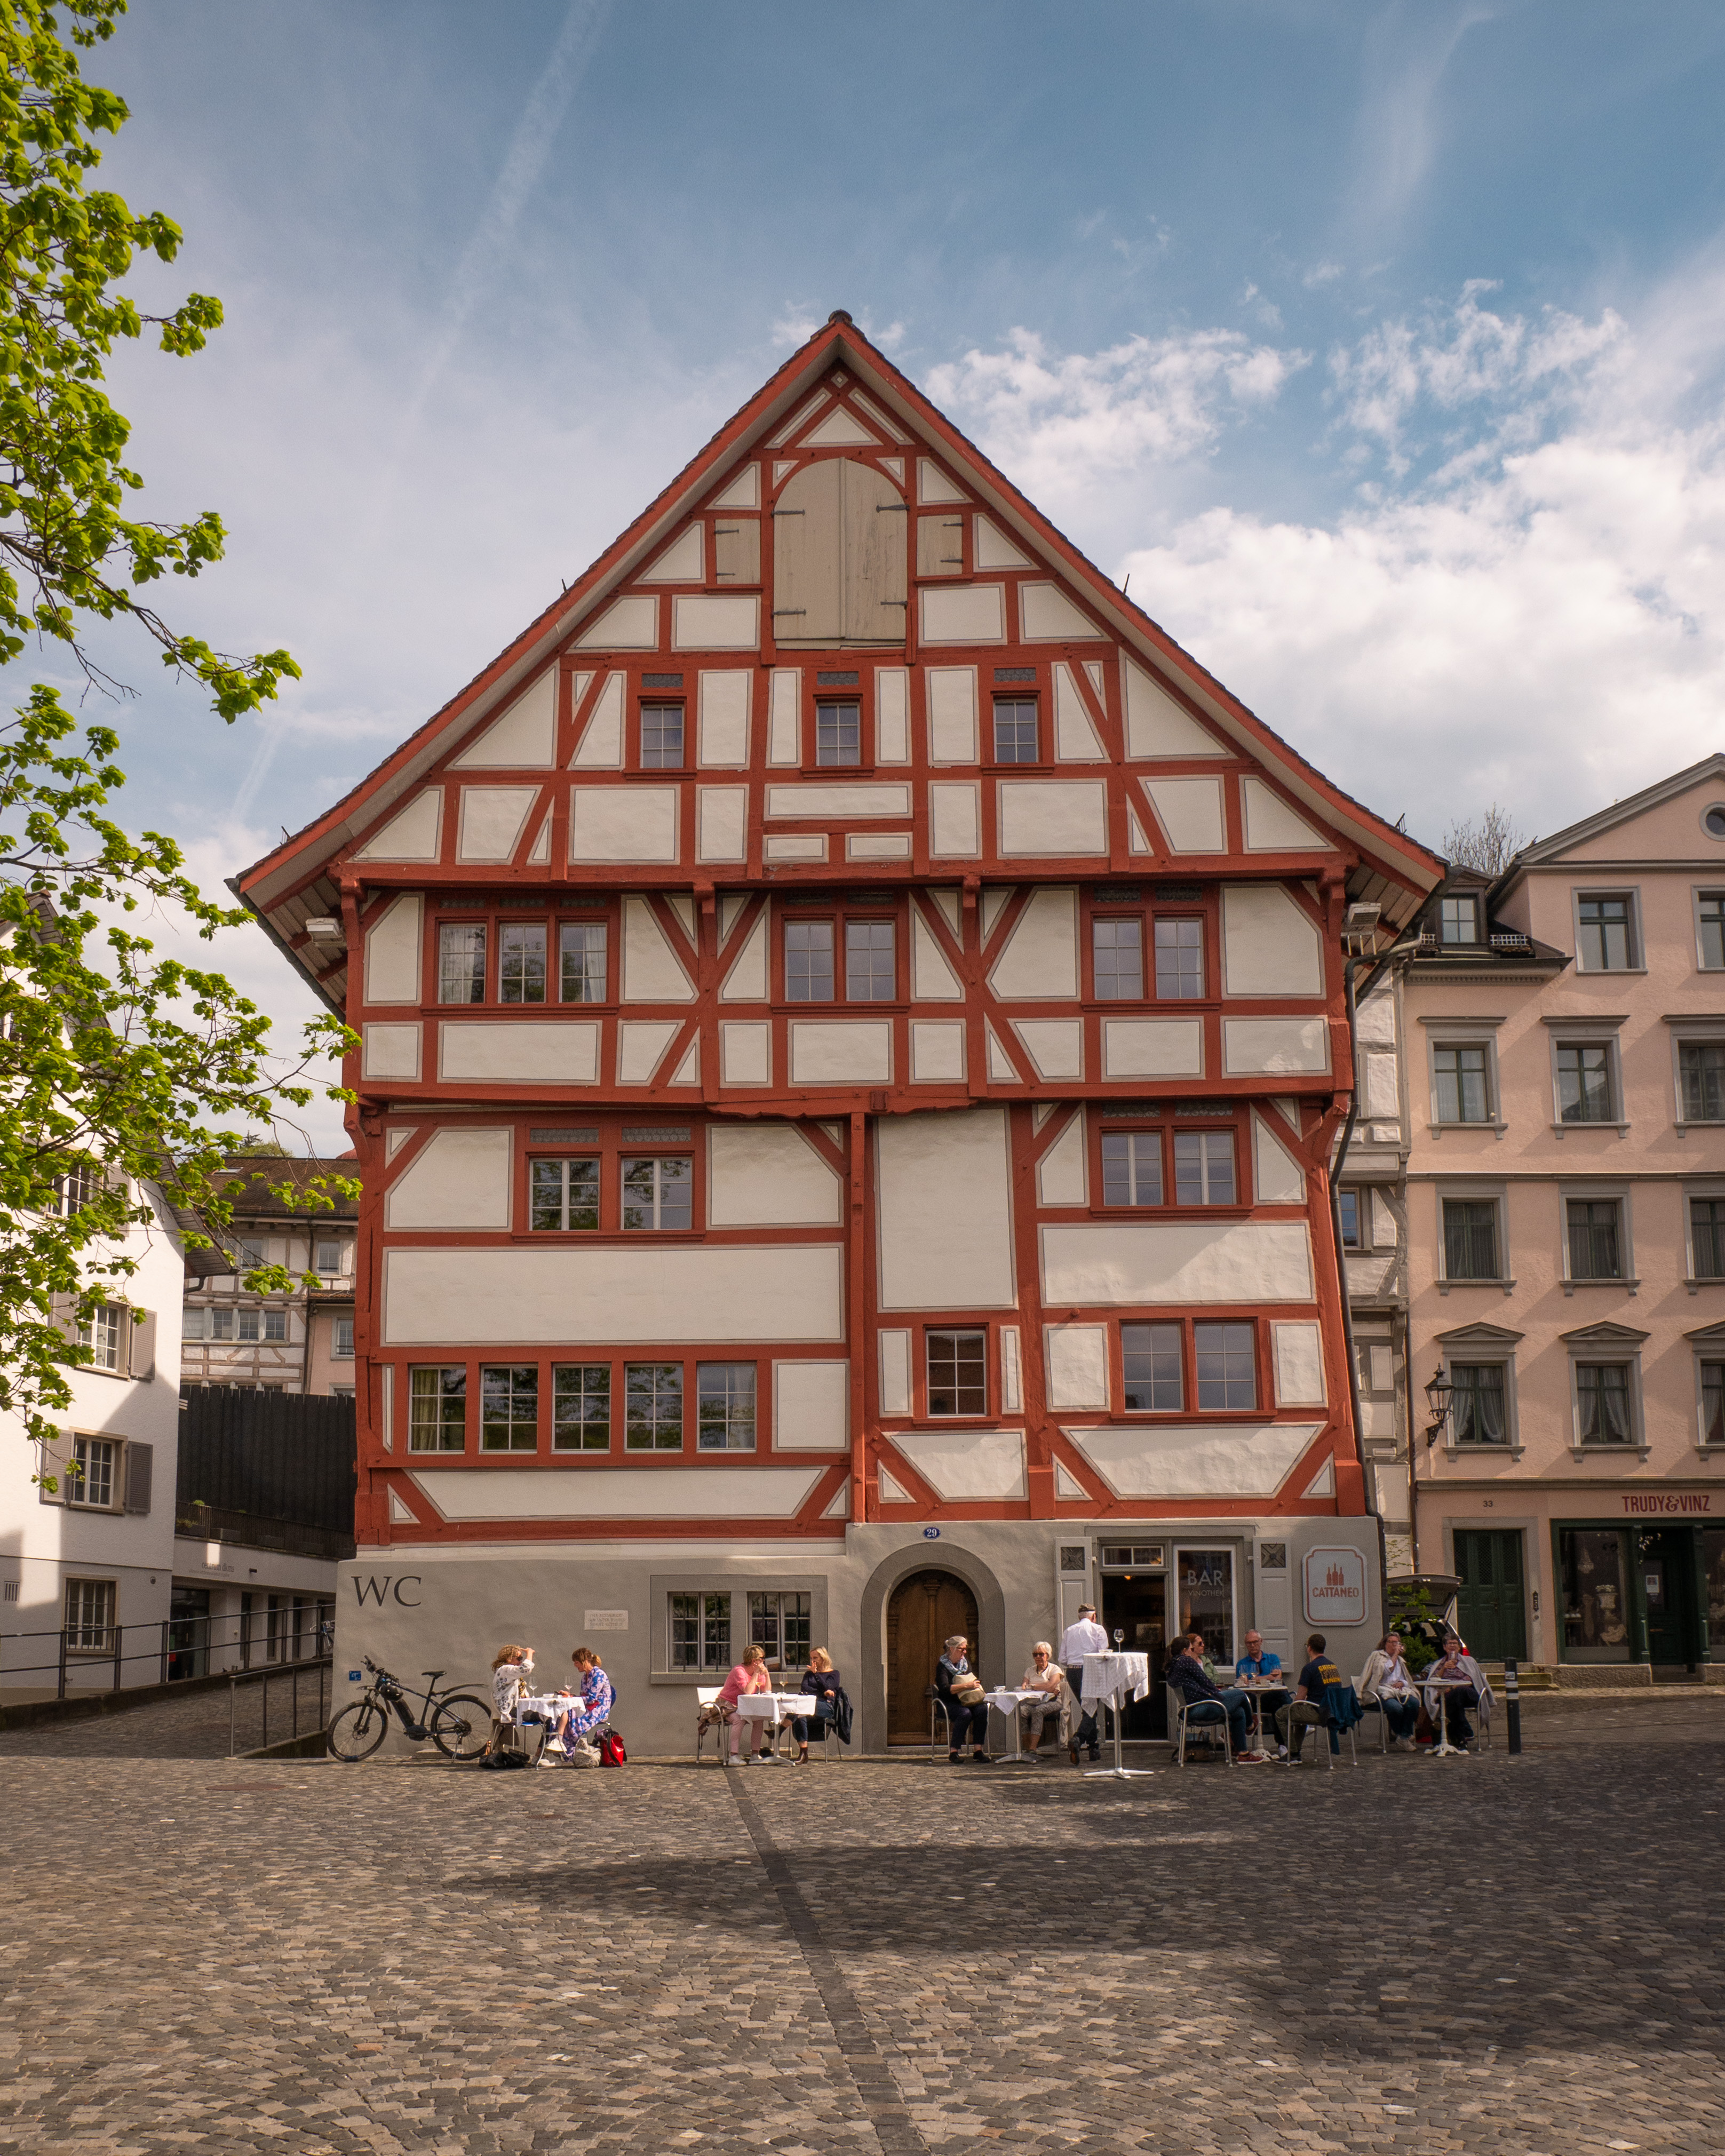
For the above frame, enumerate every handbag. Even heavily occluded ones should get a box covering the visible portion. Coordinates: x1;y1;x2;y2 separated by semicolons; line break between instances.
949;1673;985;1707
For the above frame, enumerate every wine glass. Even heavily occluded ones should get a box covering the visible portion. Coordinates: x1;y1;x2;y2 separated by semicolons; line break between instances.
1112;1628;1124;1648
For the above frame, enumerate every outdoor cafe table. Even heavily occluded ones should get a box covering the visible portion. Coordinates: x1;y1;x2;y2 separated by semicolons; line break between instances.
731;1691;812;1757
1234;1674;1290;1754
1080;1651;1152;1779
981;1687;1058;1764
1420;1674;1476;1759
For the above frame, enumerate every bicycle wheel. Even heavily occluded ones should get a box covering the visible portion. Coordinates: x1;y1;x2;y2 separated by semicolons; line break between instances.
327;1698;389;1763
431;1693;494;1761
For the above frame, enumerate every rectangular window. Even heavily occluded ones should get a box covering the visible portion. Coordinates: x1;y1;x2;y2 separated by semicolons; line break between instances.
697;1362;757;1452
480;1364;538;1452
54;1163;103;1216
559;921;608;1004
926;1328;987;1417
1577;1362;1633;1444
670;1590;732;1672
210;1307;234;1341
1567;1198;1623;1280
438;922;487;1004
552;1364;610;1451
621;1155;693;1232
625;1362;682;1451
69;1436;117;1509
1702;1362;1725;1447
1173;1131;1235;1206
237;1308;260;1343
315;1240;343;1275
184;1307;206;1339
815;701;861;767
1692;1198;1725;1281
1338;1189;1361;1247
1154;918;1204;999
640;703;684;768
1680;1042;1725;1122
1122;1323;1183;1412
1092;918;1144;1000
1100;1129;1162;1206
333;1317;355;1360
499;922;547;1005
408;1366;466;1452
78;1304;125;1372
1194;1322;1256;1411
992;698;1038;763
1699;893;1725;970
1434;1044;1491;1123
1556;1043;1615;1123
1439;896;1479;945
1577;893;1635;971
264;1308;287;1342
530;1157;601;1231
785;920;835;1002
230;1238;266;1271
1560;1528;1631;1658
1450;1364;1507;1445
845;921;895;1001
1442;1198;1500;1280
749;1590;811;1670
65;1577;116;1652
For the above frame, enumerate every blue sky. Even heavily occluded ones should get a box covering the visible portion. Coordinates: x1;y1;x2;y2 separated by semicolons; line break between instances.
34;0;1725;1142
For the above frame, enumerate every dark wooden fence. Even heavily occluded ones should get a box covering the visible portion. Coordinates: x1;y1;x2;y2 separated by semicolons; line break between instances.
176;1386;356;1558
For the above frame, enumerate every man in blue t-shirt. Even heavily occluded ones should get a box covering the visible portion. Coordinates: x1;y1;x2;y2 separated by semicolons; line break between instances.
1274;1633;1344;1761
1234;1629;1289;1754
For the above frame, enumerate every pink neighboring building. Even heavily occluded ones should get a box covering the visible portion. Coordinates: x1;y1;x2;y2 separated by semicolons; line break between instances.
1406;755;1725;1682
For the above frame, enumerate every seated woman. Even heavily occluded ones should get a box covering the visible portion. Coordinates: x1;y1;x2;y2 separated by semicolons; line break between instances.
488;1643;536;1752
935;1634;991;1763
717;1642;775;1765
545;1646;614;1766
1017;1641;1072;1760
1426;1634;1488;1750
1357;1630;1421;1749
792;1647;842;1764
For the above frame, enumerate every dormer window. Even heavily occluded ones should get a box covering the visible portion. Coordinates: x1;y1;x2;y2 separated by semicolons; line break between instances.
1439;896;1480;945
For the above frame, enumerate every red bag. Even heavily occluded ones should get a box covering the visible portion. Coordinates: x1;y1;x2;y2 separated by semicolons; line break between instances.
598;1730;626;1767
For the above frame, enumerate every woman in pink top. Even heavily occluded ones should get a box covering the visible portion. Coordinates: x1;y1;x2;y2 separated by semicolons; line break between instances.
718;1643;773;1764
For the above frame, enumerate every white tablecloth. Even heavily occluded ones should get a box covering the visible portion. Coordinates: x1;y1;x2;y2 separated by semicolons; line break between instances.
733;1692;809;1723
982;1688;1053;1714
1080;1651;1151;1709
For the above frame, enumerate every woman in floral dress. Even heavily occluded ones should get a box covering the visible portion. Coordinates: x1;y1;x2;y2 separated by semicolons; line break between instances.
550;1646;613;1761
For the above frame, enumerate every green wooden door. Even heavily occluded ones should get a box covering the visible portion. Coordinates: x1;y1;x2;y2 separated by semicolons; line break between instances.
1455;1530;1528;1661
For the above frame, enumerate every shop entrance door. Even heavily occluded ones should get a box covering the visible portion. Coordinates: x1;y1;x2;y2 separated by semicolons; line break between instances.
886;1570;979;1745
1454;1530;1527;1661
1100;1572;1168;1738
1639;1530;1699;1669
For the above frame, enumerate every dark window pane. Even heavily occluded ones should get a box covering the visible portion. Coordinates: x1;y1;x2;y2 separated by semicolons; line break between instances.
815;702;861;767
1434;1044;1490;1122
926;1328;987;1417
480;1364;538;1452
1578;894;1634;971
1703;1362;1725;1446
530;1157;599;1231
1338;1189;1360;1247
1194;1322;1256;1411
498;922;546;1004
1154;918;1203;998
641;704;684;767
1568;1199;1622;1280
1174;1131;1235;1205
845;921;895;1000
992;698;1038;763
559;922;607;1003
409;1366;466;1452
1577;1362;1633;1444
552;1364;610;1451
1692;1199;1725;1281
1681;1043;1725;1121
1442;1199;1499;1280
1700;895;1725;970
1451;1364;1506;1444
1101;1130;1161;1206
1557;1043;1613;1123
785;921;835;1002
438;924;486;1004
625;1362;682;1450
1092;918;1143;999
697;1363;756;1452
622;1155;692;1232
1122;1322;1182;1411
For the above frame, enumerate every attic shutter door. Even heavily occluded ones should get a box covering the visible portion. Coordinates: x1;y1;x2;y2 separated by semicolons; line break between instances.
917;513;964;578
773;460;842;642
840;462;907;641
713;519;760;585
123;1442;153;1516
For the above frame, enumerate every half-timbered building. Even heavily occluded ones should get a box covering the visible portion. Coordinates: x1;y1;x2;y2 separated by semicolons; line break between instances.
237;314;1441;1751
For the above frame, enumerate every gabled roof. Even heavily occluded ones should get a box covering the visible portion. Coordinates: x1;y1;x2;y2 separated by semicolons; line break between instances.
1500;752;1725;876
234;312;1441;1007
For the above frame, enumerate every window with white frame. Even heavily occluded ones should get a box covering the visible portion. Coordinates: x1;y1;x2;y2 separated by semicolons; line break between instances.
53;1162;104;1216
209;1307;234;1341
237;1309;260;1343
1442;1196;1502;1282
926;1328;987;1417
696;1363;757;1452
1575;1360;1636;1445
1697;891;1725;972
552;1364;610;1450
1154;918;1204;999
625;1362;682;1450
531;1156;600;1231
1092;917;1144;1000
1194;1322;1256;1411
1101;1129;1162;1206
1555;1040;1617;1124
264;1308;288;1342
1679;1039;1725;1124
1439;895;1480;945
314;1239;344;1276
438;922;486;1004
559;920;608;1003
1122;1323;1182;1411
639;702;685;768
621;1154;693;1231
1434;1042;1492;1124
229;1238;265;1272
480;1364;536;1451
499;921;547;1004
1566;1197;1625;1282
408;1365;466;1452
1575;891;1638;972
64;1577;115;1652
333;1317;355;1360
1173;1130;1235;1205
68;1436;117;1509
78;1304;125;1372
815;701;861;767
844;921;895;1001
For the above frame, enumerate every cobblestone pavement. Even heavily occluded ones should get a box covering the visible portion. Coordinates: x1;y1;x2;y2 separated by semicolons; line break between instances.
0;1669;333;1762
2;1702;1723;2154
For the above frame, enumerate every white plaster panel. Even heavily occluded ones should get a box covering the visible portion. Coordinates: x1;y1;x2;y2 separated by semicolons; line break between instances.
1040;1220;1315;1305
1102;1019;1204;1078
980;887;1014;941
974;515;1031;570
875;667;910;763
640;524;703;582
1127;806;1152;854
1046;1325;1109;1410
988;886;1078;999
709;1123;840;1226
997;781;1108;857
385;1127;512;1231
526;815;550;864
383;1243;843;1345
697;671;750;766
1355;988;1396;1048
911;908;963;1000
669;1038;699;1086
355;789;442;863
720;1021;772;1086
621;896;695;1003
1020;582;1103;640
892;1428;1026;1501
449;670;557;768
439;1022;600;1085
917;458;967;504
765;833;826;862
919;584;1005;644
1052;663;1107;761
928;782;981;858
571;672;624;768
363;1023;422;1081
1371;1189;1397;1246
1362;1051;1399;1118
1142;775;1226;853
766;669;800;765
1241;776;1332;851
411;1467;823;1522
1221;884;1323;998
697;786;748;863
986;1027;1019;1081
574;594;657;649
1000;1326;1023;1412
363;893;423;1006
801;402;878;447
910;1021;966;1083
1013;1019;1084;1080
823;1483;850;1519
877;1108;1015;1310
1122;657;1226;757
569;787;679;863
877;1465;913;1505
456;786;538;863
386;1128;411;1160
1222;1017;1330;1075
848;833;912;861
672;594;759;650
616;1020;680;1084
929;889;961;936
1064;1421;1324;1498
1037;1111;1087;1206
721;910;768;1000
1273;1322;1326;1407
789;1022;892;1085
710;463;759;510
878;1329;912;1415
773;1359;849;1450
1252;1115;1306;1204
765;783;911;820
926;666;978;762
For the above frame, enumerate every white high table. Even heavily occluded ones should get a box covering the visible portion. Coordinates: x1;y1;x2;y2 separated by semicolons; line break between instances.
1080;1651;1153;1780
730;1691;810;1759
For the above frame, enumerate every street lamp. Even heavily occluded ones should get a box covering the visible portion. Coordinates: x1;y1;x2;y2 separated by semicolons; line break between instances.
1422;1369;1454;1450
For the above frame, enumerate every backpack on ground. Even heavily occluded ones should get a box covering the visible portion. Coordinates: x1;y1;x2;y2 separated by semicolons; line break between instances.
598;1729;626;1767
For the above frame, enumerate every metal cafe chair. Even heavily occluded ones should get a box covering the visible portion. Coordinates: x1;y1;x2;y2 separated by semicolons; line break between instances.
695;1684;729;1765
1167;1684;1233;1768
1355;1694;1393;1754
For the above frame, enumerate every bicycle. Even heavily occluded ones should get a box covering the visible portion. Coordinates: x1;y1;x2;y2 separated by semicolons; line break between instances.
325;1656;493;1764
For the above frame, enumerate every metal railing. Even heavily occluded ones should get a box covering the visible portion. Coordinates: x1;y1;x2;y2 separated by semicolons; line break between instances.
228;1658;331;1756
1;1606;334;1700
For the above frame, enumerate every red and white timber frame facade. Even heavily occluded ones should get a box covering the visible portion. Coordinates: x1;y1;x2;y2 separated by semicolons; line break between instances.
238;315;1440;1750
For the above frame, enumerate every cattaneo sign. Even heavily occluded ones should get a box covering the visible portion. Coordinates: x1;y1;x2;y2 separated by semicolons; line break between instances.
1302;1546;1367;1626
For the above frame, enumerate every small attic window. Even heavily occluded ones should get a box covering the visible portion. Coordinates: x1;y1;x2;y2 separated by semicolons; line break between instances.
1704;803;1725;840
1439;896;1480;945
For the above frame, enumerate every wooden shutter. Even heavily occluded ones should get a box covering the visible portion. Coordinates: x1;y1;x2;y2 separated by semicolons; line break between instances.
841;463;908;641
37;1441;65;1505
772;460;843;643
128;1308;156;1383
123;1441;154;1516
712;518;760;585
917;513;964;578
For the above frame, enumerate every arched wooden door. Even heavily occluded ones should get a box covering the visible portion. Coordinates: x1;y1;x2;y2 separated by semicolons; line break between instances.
886;1569;980;1745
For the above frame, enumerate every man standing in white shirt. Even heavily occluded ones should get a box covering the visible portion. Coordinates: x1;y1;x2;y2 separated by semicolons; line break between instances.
1059;1602;1108;1763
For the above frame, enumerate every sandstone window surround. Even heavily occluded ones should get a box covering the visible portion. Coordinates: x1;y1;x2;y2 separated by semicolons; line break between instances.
1665;1014;1725;1135
1419;1014;1508;1137
1557;1181;1637;1295
1561;1320;1650;1459
1434;1181;1514;1296
1543;1013;1629;1135
1435;1320;1525;1459
1687;1320;1725;1450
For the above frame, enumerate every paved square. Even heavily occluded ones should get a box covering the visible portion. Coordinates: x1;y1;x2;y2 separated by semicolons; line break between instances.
2;1697;1722;2153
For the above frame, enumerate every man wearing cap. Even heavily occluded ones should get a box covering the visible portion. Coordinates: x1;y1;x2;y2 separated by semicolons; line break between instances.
1059;1602;1108;1764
